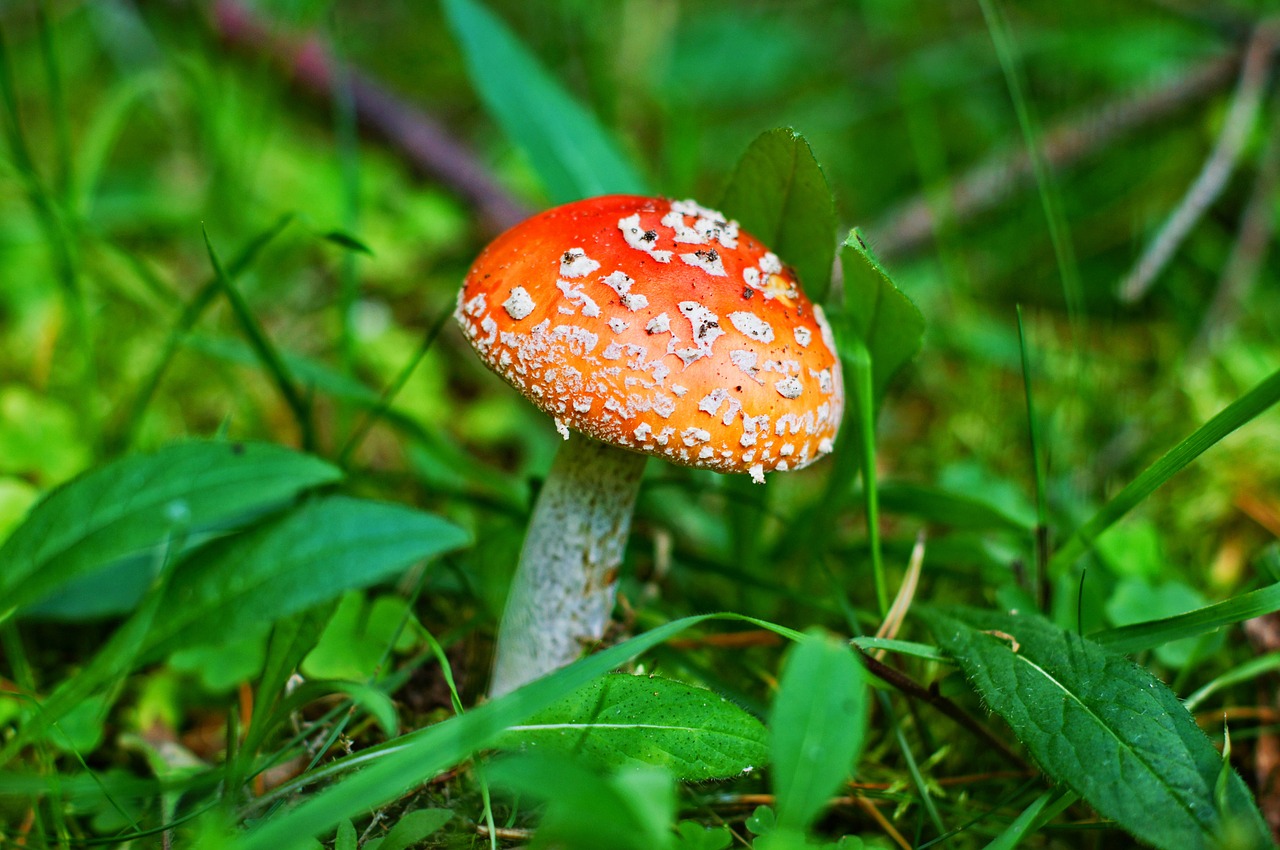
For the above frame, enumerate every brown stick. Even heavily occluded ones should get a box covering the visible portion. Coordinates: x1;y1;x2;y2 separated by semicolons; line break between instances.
869;50;1243;257
1119;18;1280;302
857;648;1030;770
211;0;530;234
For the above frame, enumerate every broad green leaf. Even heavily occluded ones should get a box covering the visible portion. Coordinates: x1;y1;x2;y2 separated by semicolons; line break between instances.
364;809;450;850
442;0;647;203
141;495;470;657
0;441;341;619
1051;367;1280;572
719;128;837;301
497;674;767;781
923;608;1271;850
770;631;868;833
168;632;268;692
487;754;674;850
302;593;422;681
836;229;926;406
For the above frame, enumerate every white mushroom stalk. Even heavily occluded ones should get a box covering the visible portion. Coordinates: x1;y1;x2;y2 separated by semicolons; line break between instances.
455;195;844;696
489;436;646;697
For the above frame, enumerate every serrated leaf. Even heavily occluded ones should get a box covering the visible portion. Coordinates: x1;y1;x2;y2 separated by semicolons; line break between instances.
922;608;1272;850
836;229;925;407
498;674;766;781
141;496;471;658
442;0;647;203
0;441;342;619
719;128;837;301
770;631;868;833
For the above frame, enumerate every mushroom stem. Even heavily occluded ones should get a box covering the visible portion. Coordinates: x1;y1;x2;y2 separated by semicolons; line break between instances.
489;435;648;697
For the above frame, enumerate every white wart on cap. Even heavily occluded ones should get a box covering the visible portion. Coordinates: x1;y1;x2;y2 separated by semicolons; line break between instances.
457;194;844;483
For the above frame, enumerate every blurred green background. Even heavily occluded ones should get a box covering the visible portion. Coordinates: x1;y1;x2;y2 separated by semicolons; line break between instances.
2;0;1280;845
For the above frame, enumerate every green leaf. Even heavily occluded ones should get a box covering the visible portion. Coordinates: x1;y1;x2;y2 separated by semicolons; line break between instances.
719;128;837;301
745;805;776;836
497;674;767;781
673;820;732;850
442;0;647;203
334;820;355;850
0;441;341;619
168;632;268;692
770;631;868;833
1051;367;1280;572
321;230;373;255
980;789;1067;850
141;495;471;657
302;593;421;681
922;607;1272;850
836;229;926;406
369;809;450;850
487;754;673;850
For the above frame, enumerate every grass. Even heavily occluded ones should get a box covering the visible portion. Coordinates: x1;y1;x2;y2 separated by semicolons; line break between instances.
2;2;1280;849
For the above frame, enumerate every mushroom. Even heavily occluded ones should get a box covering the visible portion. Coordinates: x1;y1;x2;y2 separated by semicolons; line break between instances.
456;195;844;696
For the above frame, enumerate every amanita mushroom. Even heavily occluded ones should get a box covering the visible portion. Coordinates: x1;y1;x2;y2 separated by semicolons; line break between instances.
456;195;843;696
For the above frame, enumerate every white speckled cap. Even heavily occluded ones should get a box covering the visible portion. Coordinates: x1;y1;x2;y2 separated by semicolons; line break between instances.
456;195;844;483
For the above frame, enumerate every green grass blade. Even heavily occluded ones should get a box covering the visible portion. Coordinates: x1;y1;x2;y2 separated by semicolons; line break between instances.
980;789;1052;850
1185;652;1280;711
1090;582;1280;656
337;310;452;466
1051;368;1280;572
850;636;947;664
203;227;315;450
35;0;72;203
1016;306;1049;609
117;215;294;450
442;0;647;202
850;344;886;615
976;0;1083;335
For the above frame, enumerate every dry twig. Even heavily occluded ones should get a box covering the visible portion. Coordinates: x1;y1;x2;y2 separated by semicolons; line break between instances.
869;51;1242;258
1119;19;1280;302
211;0;530;234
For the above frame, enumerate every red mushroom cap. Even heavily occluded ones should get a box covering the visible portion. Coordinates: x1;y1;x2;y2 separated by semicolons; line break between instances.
456;195;844;482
